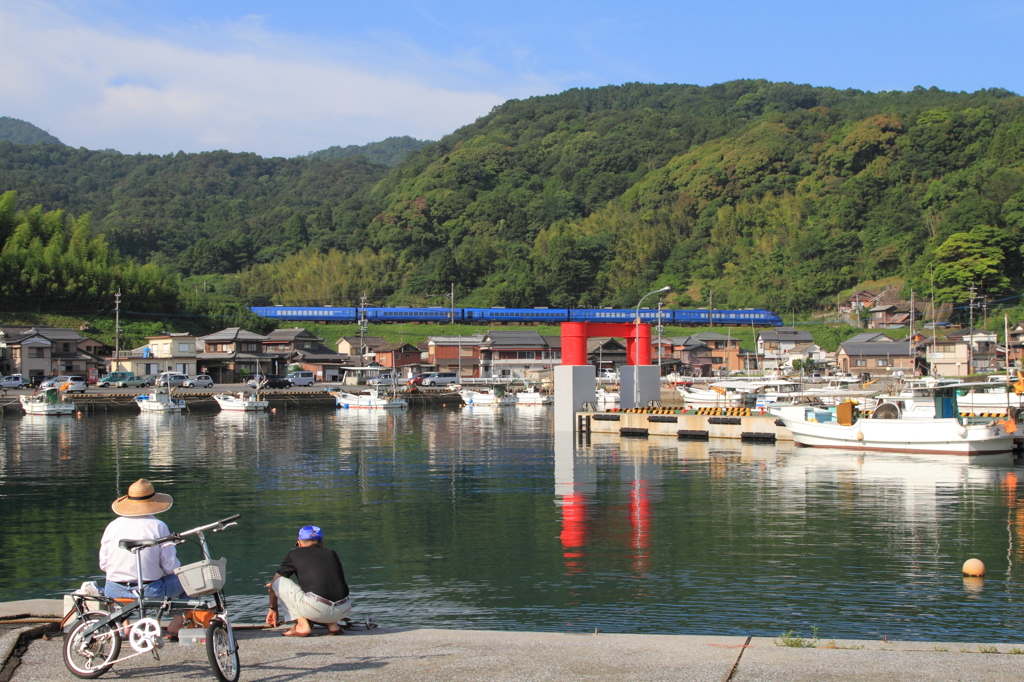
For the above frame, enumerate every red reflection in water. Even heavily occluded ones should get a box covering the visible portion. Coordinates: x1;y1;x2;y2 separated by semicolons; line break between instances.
560;493;588;574
629;478;650;576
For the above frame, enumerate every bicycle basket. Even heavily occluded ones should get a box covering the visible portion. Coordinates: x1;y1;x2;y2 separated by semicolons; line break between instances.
174;558;227;597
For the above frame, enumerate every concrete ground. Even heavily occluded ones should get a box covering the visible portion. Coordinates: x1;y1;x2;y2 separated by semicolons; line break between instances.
5;600;1024;681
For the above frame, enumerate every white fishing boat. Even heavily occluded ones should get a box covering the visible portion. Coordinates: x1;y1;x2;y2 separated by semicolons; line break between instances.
515;388;552;405
460;387;516;406
20;388;76;415
950;375;1024;415
331;389;408;409
212;391;269;412
135;388;186;413
771;385;1016;455
595;387;620;405
676;380;762;408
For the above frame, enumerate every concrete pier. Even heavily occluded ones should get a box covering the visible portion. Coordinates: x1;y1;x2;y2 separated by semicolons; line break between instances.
5;601;1024;681
580;408;793;441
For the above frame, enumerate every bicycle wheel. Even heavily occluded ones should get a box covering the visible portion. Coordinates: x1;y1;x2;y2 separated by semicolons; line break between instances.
63;612;122;679
206;620;240;682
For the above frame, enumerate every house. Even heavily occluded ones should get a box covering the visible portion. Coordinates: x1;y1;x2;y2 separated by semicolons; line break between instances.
921;337;970;377
478;330;561;379
428;334;485;378
587;338;627;373
667;336;714;376
844;332;894;344
0;326;106;381
868;305;923;329
336;336;387;357
374;343;423;374
836;340;918;376
757;328;814;370
1008;323;1024;366
944;328;1000;374
146;333;197;376
691;332;745;372
263;328;349;382
196;327;272;383
839;291;879;314
783;342;828;369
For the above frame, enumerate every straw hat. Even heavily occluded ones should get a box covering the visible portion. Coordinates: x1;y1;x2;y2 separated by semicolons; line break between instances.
111;478;173;517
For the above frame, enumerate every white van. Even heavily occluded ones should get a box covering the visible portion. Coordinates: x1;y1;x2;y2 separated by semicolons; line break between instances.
286;371;315;387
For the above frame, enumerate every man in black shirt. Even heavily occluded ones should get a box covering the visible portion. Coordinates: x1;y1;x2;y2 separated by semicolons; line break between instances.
265;525;351;637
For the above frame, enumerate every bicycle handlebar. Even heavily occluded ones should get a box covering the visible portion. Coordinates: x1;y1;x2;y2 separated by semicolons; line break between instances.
144;514;241;545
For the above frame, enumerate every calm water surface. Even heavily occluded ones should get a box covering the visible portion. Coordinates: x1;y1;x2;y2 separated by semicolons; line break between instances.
1;407;1023;641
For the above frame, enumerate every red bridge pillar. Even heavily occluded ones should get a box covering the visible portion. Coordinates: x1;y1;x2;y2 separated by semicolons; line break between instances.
561;322;652;366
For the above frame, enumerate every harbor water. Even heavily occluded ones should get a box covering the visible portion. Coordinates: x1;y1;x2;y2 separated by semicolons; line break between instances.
1;407;1023;641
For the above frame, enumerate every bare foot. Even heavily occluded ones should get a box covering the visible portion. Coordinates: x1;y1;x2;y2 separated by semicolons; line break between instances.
282;627;311;637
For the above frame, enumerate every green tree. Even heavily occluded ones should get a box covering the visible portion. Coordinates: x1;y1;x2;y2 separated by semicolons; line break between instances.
932;225;1013;303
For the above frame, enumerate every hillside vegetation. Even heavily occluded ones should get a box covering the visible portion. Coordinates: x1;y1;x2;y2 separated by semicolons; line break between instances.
2;80;1024;320
306;136;432;167
0;117;62;145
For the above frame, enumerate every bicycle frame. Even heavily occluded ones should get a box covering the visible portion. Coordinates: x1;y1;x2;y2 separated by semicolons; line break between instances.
70;514;240;662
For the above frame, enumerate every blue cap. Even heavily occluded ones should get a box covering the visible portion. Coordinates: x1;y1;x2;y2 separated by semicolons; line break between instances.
297;525;323;541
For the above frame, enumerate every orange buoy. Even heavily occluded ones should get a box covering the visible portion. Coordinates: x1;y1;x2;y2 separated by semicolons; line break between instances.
962;558;986;576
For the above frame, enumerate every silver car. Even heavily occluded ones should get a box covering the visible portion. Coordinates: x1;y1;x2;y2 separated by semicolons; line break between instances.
182;375;214;388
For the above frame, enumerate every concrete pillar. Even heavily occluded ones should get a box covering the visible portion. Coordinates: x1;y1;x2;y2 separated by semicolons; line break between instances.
554;364;596;432
619;365;660;409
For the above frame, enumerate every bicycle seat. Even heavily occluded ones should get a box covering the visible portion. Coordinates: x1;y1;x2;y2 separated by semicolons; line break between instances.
119;538;159;550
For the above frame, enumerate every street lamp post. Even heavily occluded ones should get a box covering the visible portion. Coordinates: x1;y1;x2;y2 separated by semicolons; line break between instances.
634;286;671;407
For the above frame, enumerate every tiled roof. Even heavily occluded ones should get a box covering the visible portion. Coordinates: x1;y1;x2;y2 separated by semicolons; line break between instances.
845;333;894;343
482;330;548;347
266;327;322;342
428;335;486;344
199;327;267;342
759;328;813;343
839;341;915;357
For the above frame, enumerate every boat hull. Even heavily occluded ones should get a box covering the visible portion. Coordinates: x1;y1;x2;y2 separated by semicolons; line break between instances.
20;397;76;416
213;394;269;411
775;413;1014;455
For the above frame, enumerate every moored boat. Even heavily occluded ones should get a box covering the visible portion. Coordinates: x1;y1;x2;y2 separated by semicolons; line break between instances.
515;388;552;405
771;385;1015;455
595;387;620;405
20;388;76;415
330;389;408;409
460;387;516;406
135;388;186;413
213;391;269;412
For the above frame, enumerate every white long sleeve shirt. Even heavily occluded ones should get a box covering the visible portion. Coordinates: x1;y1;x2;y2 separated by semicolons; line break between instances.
99;515;180;583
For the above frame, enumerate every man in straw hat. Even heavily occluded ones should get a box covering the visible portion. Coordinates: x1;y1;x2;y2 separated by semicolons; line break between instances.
265;525;351;636
99;478;185;636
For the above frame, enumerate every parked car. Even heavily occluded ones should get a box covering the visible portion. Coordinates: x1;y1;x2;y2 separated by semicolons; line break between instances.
29;375;53;388
0;374;26;389
421;371;460;387
407;373;431;386
285;371;315;387
809;373;824;383
367;373;399;386
154;372;189;387
41;375;69;389
119;375;153;388
182;374;214;388
98;371;138;388
60;375;89;393
247;374;292;389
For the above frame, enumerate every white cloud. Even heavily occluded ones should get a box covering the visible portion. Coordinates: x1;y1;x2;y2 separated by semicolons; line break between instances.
0;3;529;156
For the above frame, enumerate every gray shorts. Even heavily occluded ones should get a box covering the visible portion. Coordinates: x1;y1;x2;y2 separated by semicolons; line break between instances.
272;576;352;624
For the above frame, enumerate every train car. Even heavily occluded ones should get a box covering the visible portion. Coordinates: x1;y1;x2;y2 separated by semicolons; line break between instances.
568;308;669;323
365;307;458;323
676;308;782;326
463;308;570;323
249;306;357;322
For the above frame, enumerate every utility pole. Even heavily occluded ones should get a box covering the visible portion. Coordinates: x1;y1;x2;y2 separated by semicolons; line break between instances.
450;282;455;325
708;289;714;328
656;300;664;376
114;289;121;372
968;284;977;376
909;289;915;338
358;293;367;368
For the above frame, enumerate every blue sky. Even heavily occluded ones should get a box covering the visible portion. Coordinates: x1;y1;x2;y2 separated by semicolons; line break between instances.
3;1;1023;157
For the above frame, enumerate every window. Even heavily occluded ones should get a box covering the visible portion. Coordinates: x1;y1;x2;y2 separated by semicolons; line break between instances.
30;347;46;358
177;343;192;353
853;359;867;367
876;359;890;367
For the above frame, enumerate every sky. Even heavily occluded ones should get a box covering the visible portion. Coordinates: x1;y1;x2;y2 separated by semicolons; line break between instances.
2;0;1023;158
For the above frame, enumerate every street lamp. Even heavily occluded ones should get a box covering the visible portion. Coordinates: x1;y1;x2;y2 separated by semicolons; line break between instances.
635;286;671;407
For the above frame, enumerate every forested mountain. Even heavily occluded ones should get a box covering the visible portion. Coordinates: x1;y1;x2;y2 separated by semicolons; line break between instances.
0;117;62;145
306;136;431;167
3;80;1024;316
0;144;389;275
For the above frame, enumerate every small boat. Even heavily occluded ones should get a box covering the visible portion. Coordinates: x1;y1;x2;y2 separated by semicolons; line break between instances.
135;388;186;413
460;387;516;406
20;388;76;415
595;387;620;405
676;380;762;408
515;387;552;405
330;389;408;409
212;391;269;412
771;384;1016;455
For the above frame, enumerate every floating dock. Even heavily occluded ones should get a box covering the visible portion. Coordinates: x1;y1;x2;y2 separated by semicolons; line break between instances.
578;406;792;442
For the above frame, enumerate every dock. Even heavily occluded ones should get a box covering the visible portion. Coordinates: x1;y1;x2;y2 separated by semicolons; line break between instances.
4;600;1024;681
578;406;792;442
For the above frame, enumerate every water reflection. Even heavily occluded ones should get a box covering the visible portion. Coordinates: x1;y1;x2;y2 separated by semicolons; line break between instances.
1;409;1023;640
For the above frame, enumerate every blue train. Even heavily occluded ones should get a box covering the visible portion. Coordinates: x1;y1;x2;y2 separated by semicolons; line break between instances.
249;305;783;327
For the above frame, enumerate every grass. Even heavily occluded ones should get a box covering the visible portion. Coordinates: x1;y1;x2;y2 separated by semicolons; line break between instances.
978;645;999;654
776;626;819;648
